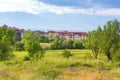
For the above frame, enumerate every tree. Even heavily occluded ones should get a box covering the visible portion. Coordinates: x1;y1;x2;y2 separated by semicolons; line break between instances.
61;37;70;49
50;34;62;49
85;27;102;59
73;40;84;49
39;34;49;43
0;25;16;45
15;41;24;51
0;25;16;60
100;20;120;60
85;20;120;60
62;50;73;61
68;40;74;49
22;30;44;60
0;41;14;60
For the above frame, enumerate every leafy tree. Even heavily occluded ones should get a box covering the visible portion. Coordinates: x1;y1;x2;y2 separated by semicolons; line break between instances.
50;34;62;49
112;49;120;62
85;27;102;59
0;41;14;60
61;37;70;49
85;20;120;60
22;30;44;60
46;33;59;42
62;50;73;61
73;40;84;49
15;41;24;51
0;25;16;60
39;34;49;43
100;20;120;60
68;40;74;49
0;25;16;45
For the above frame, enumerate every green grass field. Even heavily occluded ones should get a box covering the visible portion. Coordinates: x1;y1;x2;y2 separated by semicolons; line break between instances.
0;49;120;80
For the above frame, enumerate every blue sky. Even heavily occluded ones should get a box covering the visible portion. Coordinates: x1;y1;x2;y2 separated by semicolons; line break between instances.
0;0;120;32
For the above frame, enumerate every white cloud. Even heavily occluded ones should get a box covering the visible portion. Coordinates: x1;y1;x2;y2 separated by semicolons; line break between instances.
0;0;120;16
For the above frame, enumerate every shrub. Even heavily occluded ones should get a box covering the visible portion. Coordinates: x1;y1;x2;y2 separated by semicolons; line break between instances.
62;50;73;61
15;41;24;51
0;41;14;60
23;56;31;61
112;49;120;62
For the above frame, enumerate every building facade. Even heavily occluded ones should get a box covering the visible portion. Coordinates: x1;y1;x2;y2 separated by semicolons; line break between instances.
46;31;87;40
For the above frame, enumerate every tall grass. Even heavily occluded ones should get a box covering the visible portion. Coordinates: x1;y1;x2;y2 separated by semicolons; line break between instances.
0;49;119;80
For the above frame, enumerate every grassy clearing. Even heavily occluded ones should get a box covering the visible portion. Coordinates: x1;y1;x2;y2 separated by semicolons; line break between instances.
40;43;50;49
0;49;120;80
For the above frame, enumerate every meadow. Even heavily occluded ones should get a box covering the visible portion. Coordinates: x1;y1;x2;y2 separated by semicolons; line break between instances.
0;49;120;80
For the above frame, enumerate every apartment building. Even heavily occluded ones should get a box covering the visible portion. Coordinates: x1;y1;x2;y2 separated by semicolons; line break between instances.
47;31;87;40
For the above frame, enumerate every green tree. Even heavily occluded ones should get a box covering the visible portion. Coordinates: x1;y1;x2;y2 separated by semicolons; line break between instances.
85;27;102;59
85;20;120;60
62;50;73;61
0;25;16;60
50;34;62;49
0;41;14;60
73;40;84;49
100;20;120;60
61;37;70;49
39;34;49;43
15;41;24;51
22;30;44;60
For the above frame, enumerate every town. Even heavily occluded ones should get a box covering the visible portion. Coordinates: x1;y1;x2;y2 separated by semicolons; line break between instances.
7;25;87;41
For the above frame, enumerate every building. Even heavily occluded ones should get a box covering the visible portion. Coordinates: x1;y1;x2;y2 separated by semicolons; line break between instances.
46;30;87;40
8;26;87;41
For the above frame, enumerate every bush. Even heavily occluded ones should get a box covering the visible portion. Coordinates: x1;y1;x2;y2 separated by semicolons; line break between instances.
15;41;24;51
112;49;120;62
0;41;14;60
23;56;31;61
62;50;73;61
73;41;84;49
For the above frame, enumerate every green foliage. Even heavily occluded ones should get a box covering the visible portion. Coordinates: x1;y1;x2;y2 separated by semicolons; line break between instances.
112;49;120;62
23;56;31;61
0;25;16;45
50;34;62;49
61;38;70;49
85;27;102;59
0;25;16;60
62;50;73;61
73;40;84;49
0;41;14;60
39;34;49;43
100;20;120;60
15;41;24;51
22;30;44;60
85;20;120;60
50;36;85;49
46;33;59;42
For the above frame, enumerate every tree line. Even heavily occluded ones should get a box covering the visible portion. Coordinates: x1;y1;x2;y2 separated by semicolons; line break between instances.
0;19;120;61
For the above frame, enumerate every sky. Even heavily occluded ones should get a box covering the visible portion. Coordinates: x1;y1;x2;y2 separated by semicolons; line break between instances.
0;0;120;32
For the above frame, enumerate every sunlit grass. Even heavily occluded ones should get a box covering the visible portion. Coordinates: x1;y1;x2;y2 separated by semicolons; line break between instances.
0;49;120;80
